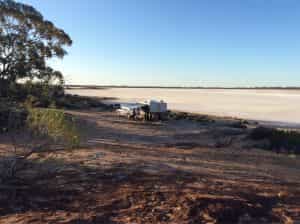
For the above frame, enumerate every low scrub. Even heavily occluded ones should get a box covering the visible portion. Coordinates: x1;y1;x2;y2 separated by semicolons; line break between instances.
6;82;64;108
0;108;80;183
168;111;214;123
55;94;109;109
0;101;27;133
3;82;108;110
229;120;247;129
27;108;80;148
251;126;300;154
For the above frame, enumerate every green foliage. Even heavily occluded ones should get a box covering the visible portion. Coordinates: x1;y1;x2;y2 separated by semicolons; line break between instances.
250;126;273;140
229;121;247;129
251;126;300;154
21;81;63;107
55;94;109;109
0;0;71;96
0;81;64;108
269;129;300;152
5;82;108;110
168;111;214;123
0;100;27;132
27;108;80;148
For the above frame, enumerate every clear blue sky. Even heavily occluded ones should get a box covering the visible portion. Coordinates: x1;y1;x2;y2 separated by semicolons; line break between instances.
21;0;300;87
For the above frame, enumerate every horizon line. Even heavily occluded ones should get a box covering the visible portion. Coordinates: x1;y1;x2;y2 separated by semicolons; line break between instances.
64;85;300;90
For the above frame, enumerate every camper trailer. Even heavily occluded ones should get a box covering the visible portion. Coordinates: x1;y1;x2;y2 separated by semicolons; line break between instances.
145;100;168;120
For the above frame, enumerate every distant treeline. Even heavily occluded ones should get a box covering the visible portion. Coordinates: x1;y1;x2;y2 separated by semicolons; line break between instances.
65;85;300;90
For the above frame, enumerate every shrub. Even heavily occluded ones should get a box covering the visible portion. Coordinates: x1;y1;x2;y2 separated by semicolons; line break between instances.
55;94;108;109
250;126;300;154
0;102;27;133
27;108;80;148
250;126;274;140
168;111;214;123
269;129;300;153
0;107;80;182
230;121;247;129
2;82;63;108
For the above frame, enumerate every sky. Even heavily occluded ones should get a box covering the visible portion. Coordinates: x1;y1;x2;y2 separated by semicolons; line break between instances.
21;0;300;87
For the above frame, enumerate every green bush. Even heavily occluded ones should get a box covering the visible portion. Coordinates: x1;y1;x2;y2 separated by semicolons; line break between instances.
0;101;27;133
251;126;300;153
269;129;300;153
2;81;108;111
230;121;247;129
3;82;64;108
250;126;274;140
55;94;108;109
168;111;214;123
27;108;80;148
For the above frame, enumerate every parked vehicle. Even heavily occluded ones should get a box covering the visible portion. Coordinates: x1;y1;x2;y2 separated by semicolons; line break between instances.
116;100;167;121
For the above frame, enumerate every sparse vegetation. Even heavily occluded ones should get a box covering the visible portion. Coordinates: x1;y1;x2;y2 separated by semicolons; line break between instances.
0;107;80;183
55;94;111;109
229;120;247;129
0;100;27;132
27;108;80;148
168;111;215;123
1;0;300;223
251;126;300;154
0;0;82;185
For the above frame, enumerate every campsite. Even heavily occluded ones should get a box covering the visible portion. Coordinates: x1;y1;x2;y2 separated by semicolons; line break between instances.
1;103;300;223
1;0;300;223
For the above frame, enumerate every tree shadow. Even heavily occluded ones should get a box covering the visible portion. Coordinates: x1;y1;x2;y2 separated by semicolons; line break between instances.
1;112;299;223
0;154;295;224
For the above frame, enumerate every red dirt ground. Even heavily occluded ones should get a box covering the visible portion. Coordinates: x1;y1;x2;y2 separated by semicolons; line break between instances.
0;110;299;223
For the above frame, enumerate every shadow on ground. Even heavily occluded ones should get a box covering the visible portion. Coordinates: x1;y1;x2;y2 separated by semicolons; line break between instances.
0;153;298;224
1;111;300;223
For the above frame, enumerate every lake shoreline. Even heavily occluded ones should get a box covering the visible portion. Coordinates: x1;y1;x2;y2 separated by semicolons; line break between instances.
65;85;300;90
67;88;300;129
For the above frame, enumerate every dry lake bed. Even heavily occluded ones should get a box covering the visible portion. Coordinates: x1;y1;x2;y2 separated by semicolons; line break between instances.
67;88;300;127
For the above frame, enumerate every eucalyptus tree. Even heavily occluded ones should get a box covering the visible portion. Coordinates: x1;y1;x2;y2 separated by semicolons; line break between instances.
0;0;72;94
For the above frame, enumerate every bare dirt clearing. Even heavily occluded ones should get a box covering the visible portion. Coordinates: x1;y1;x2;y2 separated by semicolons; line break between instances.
0;110;300;223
